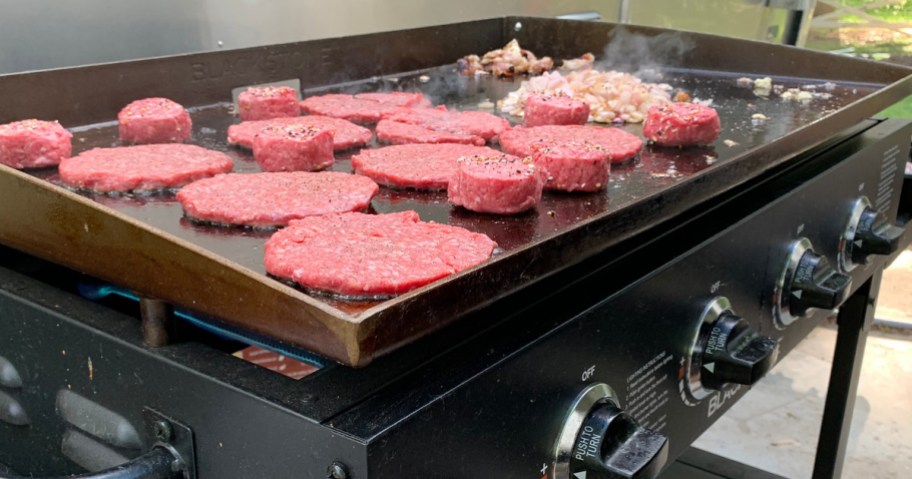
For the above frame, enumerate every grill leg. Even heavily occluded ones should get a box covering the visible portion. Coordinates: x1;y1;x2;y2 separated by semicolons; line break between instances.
140;298;174;348
812;271;881;479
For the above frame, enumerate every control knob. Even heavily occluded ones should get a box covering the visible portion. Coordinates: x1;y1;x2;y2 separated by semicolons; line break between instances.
685;297;779;400
569;401;667;479
775;238;852;328
839;197;904;272
556;385;668;479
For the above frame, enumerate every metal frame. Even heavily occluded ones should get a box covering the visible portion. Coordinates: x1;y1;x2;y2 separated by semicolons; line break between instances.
663;448;789;478
812;271;883;479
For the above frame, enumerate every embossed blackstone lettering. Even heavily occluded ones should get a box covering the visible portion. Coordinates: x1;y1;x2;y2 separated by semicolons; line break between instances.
189;49;308;82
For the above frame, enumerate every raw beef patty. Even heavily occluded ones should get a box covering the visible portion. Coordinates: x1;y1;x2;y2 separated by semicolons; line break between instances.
354;92;431;108
59;144;233;193
177;172;379;228
375;120;485;146
118;98;192;144
299;92;432;124
383;107;510;143
499;125;642;163
264;211;497;297
252;125;334;172
524;94;590;127
300;94;401;123
448;153;543;215
351;143;500;190
533;142;611;192
0;119;72;169
228;116;371;151
643;103;721;147
237;86;300;121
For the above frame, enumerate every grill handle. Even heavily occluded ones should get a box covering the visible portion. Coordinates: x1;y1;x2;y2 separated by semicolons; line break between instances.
0;447;182;479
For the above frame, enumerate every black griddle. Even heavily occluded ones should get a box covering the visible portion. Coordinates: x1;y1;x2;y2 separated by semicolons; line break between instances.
1;17;910;366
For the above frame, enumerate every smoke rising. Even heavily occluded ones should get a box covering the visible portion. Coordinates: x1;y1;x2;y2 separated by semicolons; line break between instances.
595;27;696;78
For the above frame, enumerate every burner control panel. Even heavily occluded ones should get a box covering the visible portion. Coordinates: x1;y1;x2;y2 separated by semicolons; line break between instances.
340;120;911;479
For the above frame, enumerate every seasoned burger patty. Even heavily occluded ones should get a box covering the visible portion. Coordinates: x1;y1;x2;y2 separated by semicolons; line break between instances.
351;143;500;190
524;94;590;127
0;119;72;169
375;120;485;146
643;103;721;147
382;107;510;142
448;153;543;214
237;86;300;121
58;144;233;193
264;211;497;297
177;172;379;228
499;125;642;163
252;125;334;172
532;142;611;192
228;116;371;151
118;98;192;144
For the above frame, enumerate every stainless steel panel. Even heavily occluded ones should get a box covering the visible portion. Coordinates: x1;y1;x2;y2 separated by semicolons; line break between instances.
625;0;817;45
0;0;210;74
0;0;620;74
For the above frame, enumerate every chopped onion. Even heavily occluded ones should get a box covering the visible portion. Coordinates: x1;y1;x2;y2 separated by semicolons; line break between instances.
501;70;671;124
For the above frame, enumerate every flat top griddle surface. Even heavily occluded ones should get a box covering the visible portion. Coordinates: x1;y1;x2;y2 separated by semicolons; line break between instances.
30;65;877;315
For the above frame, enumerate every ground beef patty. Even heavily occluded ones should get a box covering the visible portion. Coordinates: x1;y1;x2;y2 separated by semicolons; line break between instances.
252;125;334;172
264;210;497;297
375;120;485;146
118;98;192;144
237;86;300;121
177;172;378;228
299;92;432;124
383;107;510;143
0;119;72;169
643;103;721;147
300;94;400;123
448;153;543;214
351;143;500;190
353;91;431;108
532;142;610;192
499;125;642;163
524;94;590;127
228;116;371;151
59;144;233;193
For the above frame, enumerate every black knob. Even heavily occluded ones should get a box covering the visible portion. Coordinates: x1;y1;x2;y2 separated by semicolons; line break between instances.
699;312;779;390
790;250;852;316
569;401;668;479
852;208;904;264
